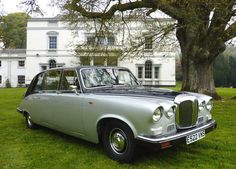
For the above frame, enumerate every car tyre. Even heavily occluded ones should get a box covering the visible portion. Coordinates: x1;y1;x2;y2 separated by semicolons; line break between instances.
25;113;38;129
102;120;136;163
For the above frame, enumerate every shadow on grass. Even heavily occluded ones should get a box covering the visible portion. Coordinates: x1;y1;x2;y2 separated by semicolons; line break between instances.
30;123;206;165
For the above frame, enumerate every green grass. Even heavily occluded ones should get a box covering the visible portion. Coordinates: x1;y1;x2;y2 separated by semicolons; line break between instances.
0;87;236;169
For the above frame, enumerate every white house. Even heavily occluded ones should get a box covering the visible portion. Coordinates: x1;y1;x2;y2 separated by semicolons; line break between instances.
0;16;177;87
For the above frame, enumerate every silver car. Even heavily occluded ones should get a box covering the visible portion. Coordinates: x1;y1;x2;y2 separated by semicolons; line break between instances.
17;66;217;162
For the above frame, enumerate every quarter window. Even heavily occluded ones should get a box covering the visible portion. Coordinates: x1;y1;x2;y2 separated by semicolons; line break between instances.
145;60;152;79
42;70;61;91
49;36;57;49
18;75;25;84
33;73;44;92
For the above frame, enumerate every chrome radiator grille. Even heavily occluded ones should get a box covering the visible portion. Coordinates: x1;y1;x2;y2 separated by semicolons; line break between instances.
176;100;198;128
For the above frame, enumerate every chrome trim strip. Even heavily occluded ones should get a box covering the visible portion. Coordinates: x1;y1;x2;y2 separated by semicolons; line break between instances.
136;120;216;143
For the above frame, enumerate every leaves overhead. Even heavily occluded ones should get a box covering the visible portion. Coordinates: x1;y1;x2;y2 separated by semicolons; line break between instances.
0;12;30;49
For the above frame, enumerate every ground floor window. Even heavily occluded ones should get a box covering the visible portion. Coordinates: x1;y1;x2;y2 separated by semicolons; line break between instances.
18;75;25;85
0;75;2;84
138;66;143;78
137;61;160;79
154;66;160;79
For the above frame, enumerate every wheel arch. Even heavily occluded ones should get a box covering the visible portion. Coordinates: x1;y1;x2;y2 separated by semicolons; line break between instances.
96;115;137;143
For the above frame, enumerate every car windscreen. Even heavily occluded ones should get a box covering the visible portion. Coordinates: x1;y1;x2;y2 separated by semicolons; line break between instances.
81;68;139;88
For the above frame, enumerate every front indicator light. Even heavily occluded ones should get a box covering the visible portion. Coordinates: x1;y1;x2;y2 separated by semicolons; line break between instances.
206;100;213;111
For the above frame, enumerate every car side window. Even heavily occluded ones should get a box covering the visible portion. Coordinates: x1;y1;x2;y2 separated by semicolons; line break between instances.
33;73;44;92
41;70;61;91
60;69;80;92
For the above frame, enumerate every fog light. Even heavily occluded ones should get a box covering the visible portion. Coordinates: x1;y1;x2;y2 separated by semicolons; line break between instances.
151;127;163;136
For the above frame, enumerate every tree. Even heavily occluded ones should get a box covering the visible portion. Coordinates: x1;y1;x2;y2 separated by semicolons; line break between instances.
56;0;236;99
0;12;29;49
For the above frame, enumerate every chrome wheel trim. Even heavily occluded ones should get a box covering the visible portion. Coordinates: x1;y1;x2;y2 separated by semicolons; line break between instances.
27;115;32;126
109;128;128;154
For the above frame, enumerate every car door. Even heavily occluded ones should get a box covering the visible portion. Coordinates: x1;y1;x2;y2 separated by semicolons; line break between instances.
24;70;61;127
50;69;84;137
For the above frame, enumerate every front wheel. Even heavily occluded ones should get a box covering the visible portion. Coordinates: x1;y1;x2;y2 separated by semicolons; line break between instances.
102;121;136;163
25;113;38;129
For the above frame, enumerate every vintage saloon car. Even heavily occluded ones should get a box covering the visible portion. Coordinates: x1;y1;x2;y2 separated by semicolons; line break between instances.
17;66;217;162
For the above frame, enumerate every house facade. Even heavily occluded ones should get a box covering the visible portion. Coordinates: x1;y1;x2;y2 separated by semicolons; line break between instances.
0;17;177;87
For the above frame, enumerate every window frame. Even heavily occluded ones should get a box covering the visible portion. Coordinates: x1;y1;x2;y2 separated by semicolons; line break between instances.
17;75;25;85
145;60;152;79
18;60;25;68
48;36;57;50
144;36;153;50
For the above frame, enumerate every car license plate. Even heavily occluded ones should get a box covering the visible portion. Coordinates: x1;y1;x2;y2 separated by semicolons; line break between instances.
186;130;205;145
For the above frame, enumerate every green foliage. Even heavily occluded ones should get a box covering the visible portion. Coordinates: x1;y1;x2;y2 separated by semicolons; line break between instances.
0;87;236;168
5;79;11;88
214;54;236;87
0;12;30;49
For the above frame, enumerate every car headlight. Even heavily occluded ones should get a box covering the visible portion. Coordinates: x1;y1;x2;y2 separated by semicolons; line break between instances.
199;101;206;111
166;106;176;119
206;100;213;111
153;107;163;122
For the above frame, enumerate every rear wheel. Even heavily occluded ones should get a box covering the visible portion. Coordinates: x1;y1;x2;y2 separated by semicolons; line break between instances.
102;121;136;163
25;113;38;129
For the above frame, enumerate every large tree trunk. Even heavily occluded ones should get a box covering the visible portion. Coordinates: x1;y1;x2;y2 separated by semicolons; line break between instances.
181;55;221;99
176;23;222;100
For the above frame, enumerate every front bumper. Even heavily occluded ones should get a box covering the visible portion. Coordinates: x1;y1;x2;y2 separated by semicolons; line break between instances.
17;107;23;114
136;119;217;147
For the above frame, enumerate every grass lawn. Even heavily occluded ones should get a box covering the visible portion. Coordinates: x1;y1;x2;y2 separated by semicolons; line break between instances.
0;87;236;169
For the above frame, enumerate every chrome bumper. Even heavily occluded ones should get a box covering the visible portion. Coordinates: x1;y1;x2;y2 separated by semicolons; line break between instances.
136;120;217;144
17;107;23;114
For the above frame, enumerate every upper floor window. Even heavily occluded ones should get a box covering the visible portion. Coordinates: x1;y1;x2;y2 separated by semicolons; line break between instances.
0;60;1;67
18;75;25;85
87;36;95;45
145;60;152;79
107;36;115;45
86;35;115;46
145;37;153;49
49;59;57;69
18;60;25;67
49;36;57;49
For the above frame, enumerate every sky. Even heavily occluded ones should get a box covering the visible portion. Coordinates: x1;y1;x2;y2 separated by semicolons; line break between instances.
1;0;60;17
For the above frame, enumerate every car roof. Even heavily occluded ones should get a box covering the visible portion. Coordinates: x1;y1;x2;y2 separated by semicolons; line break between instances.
42;66;129;72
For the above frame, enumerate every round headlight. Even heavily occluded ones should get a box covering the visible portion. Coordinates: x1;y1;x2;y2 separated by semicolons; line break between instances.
199;101;206;111
153;107;163;122
166;106;176;119
206;100;213;111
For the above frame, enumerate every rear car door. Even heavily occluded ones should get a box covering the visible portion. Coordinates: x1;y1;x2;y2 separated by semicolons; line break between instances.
50;69;84;136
